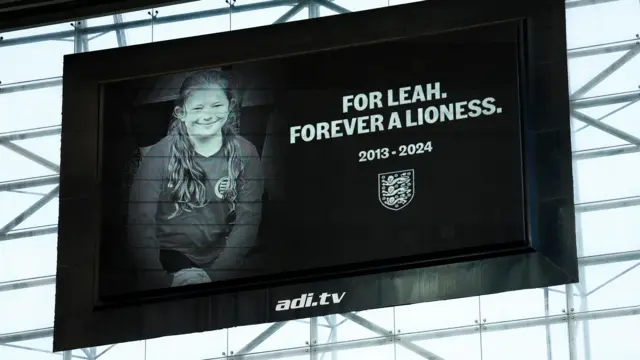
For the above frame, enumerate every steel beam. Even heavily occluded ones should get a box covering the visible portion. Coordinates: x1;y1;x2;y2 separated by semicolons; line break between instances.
273;2;307;24
578;281;593;360
579;249;640;266
326;314;338;360
571;110;640;145
0;0;299;48
0;276;56;292
543;288;553;360
234;321;288;356
0;175;60;192
566;284;578;360
585;261;640;296
312;0;349;14
0;127;61;143
0;78;62;94
1;2;638;360
0;328;53;344
227;305;640;359
0;224;58;241
80;348;93;359
62;350;73;360
574;98;639;133
571;90;640;109
113;14;127;47
576;196;640;213
342;312;444;360
0;0;199;33
310;317;319;360
73;21;89;53
568;41;638;59
0;142;60;173
1;298;639;356
0;186;59;235
573;144;640;161
570;45;640;100
0;0;630;52
95;344;116;359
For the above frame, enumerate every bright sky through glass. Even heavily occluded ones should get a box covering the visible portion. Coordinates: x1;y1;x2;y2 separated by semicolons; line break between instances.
0;0;639;359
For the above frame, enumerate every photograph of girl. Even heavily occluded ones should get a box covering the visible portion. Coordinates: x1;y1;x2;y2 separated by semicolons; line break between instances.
126;69;264;291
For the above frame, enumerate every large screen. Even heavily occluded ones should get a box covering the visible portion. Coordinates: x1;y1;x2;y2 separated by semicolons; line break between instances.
54;0;575;350
98;20;527;297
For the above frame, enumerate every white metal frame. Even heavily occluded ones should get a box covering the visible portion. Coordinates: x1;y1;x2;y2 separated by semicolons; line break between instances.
1;1;639;359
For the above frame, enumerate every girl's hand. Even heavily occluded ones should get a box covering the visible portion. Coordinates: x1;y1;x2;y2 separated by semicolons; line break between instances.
171;268;212;287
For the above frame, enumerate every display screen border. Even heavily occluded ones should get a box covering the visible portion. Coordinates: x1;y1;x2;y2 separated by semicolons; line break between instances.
54;0;576;351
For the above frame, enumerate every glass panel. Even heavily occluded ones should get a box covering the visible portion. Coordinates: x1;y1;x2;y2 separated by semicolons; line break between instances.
0;142;58;181
579;205;640;256
568;49;640;100
573;312;640;359
394;327;482;360
7;337;55;353
0;234;57;283
0;24;73;84
318;5;339;17
231;0;304;30
0;85;62;134
481;321;570;360
0;339;61;360
85;10;153;52
227;320;310;355
145;330;226;360
317;308;394;344
71;349;86;358
95;342;145;360
591;100;640;143
0;284;55;333
480;287;568;324
390;0;422;5
572;260;640;313
565;0;640;49
1;2;639;360
574;152;640;203
322;337;394;359
228;347;309;360
11;135;62;167
0;189;52;229
395;297;480;333
570;101;637;152
331;0;389;12
287;7;312;23
151;0;230;42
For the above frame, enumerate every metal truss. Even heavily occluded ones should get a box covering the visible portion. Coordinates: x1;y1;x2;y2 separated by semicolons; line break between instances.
1;1;639;360
1;249;640;358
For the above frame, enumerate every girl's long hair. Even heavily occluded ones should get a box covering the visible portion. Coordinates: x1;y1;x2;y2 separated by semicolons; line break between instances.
166;70;243;219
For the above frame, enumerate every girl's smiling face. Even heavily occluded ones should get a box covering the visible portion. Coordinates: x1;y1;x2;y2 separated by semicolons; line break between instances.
176;84;231;138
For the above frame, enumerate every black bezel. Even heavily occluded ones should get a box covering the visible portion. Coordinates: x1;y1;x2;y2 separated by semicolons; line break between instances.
54;0;575;351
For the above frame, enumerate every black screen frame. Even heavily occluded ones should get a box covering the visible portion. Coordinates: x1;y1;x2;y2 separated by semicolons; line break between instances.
55;0;575;351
